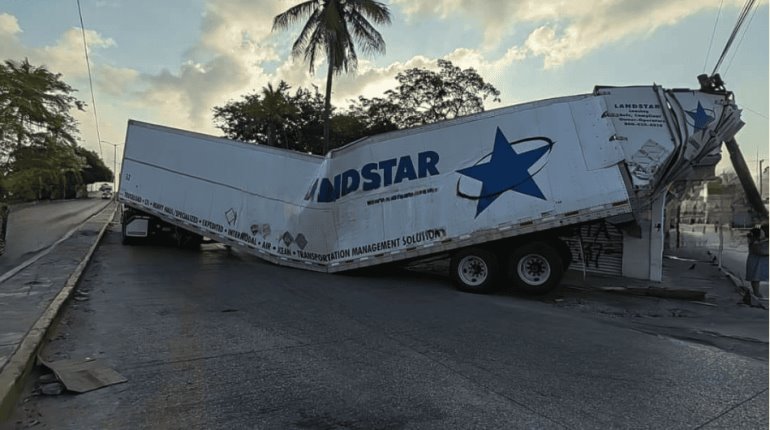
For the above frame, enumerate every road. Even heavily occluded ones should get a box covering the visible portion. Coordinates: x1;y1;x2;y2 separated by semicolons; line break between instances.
0;198;110;277
4;226;767;429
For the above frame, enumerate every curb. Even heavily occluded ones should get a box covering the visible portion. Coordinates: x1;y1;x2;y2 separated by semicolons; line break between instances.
721;267;744;290
0;204;117;421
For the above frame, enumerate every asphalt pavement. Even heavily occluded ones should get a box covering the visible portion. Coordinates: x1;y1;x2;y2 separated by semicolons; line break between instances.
0;198;111;276
2;221;767;429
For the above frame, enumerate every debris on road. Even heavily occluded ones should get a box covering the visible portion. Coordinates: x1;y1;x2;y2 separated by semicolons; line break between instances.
39;382;64;396
38;356;126;394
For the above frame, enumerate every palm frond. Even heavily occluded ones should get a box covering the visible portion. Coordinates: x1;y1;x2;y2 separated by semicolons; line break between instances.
291;9;321;60
347;12;385;55
350;0;391;25
272;0;318;31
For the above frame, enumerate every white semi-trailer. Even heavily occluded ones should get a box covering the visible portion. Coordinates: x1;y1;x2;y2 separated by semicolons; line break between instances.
118;78;743;294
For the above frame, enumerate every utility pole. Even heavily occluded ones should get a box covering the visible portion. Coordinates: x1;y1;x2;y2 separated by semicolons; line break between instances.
759;159;764;200
101;141;122;199
723;138;768;222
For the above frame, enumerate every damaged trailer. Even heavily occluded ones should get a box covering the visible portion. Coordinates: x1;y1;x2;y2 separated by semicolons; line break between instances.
118;77;743;294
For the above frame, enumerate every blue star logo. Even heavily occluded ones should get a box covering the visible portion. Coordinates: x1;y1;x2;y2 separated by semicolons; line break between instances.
685;102;715;131
457;128;551;217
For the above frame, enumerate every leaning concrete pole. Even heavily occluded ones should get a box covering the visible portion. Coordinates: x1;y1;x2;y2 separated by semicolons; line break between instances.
723;137;769;222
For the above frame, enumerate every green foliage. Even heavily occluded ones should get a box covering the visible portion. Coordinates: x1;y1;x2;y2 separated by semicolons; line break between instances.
0;58;104;202
3;138;85;200
0;59;84;154
273;0;392;153
213;60;500;156
215;81;324;154
214;82;394;155
345;95;399;135
352;59;501;128
76;146;113;184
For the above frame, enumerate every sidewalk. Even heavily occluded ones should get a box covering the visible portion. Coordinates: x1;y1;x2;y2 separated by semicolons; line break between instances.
0;202;115;420
560;247;768;347
674;225;769;296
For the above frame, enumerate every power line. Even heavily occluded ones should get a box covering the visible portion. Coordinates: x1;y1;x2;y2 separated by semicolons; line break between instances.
711;0;756;76
742;106;768;120
703;0;724;73
723;0;760;75
76;0;103;158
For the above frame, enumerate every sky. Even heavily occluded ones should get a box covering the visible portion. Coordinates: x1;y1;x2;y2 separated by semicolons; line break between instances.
1;0;768;177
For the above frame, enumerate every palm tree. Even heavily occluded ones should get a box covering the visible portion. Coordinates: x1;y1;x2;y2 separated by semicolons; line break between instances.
273;0;391;154
259;81;298;148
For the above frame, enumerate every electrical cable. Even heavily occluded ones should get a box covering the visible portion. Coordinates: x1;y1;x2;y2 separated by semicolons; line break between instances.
703;0;724;73
723;0;760;75
742;106;768;120
711;0;755;76
76;0;103;158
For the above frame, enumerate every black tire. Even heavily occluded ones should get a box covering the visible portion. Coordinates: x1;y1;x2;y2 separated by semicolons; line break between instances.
557;241;572;271
450;247;500;293
174;227;202;249
507;241;564;295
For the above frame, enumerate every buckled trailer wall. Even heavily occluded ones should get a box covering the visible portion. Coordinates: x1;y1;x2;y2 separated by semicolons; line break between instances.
118;84;741;293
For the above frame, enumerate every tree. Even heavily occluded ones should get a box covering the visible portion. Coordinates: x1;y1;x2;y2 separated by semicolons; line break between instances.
260;81;299;148
213;92;265;144
273;0;391;154
215;83;381;155
214;61;501;155
0;58;84;155
213;81;299;149
4;138;85;200
369;59;501;128
76;147;113;184
290;85;327;154
0;58;100;201
346;95;399;133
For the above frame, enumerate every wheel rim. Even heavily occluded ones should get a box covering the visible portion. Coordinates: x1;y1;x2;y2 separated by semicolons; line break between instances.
457;255;489;286
517;254;551;286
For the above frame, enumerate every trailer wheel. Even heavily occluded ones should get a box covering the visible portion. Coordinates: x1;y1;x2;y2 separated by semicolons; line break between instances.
450;248;500;293
174;227;202;249
507;241;564;295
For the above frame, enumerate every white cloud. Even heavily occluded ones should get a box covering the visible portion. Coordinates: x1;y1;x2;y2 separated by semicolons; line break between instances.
1;0;760;160
332;56;435;103
390;0;748;68
0;13;21;36
0;18;133;156
38;28;115;78
0;13;24;58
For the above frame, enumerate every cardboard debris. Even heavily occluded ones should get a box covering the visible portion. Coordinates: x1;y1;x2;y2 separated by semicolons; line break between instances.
38;356;127;393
